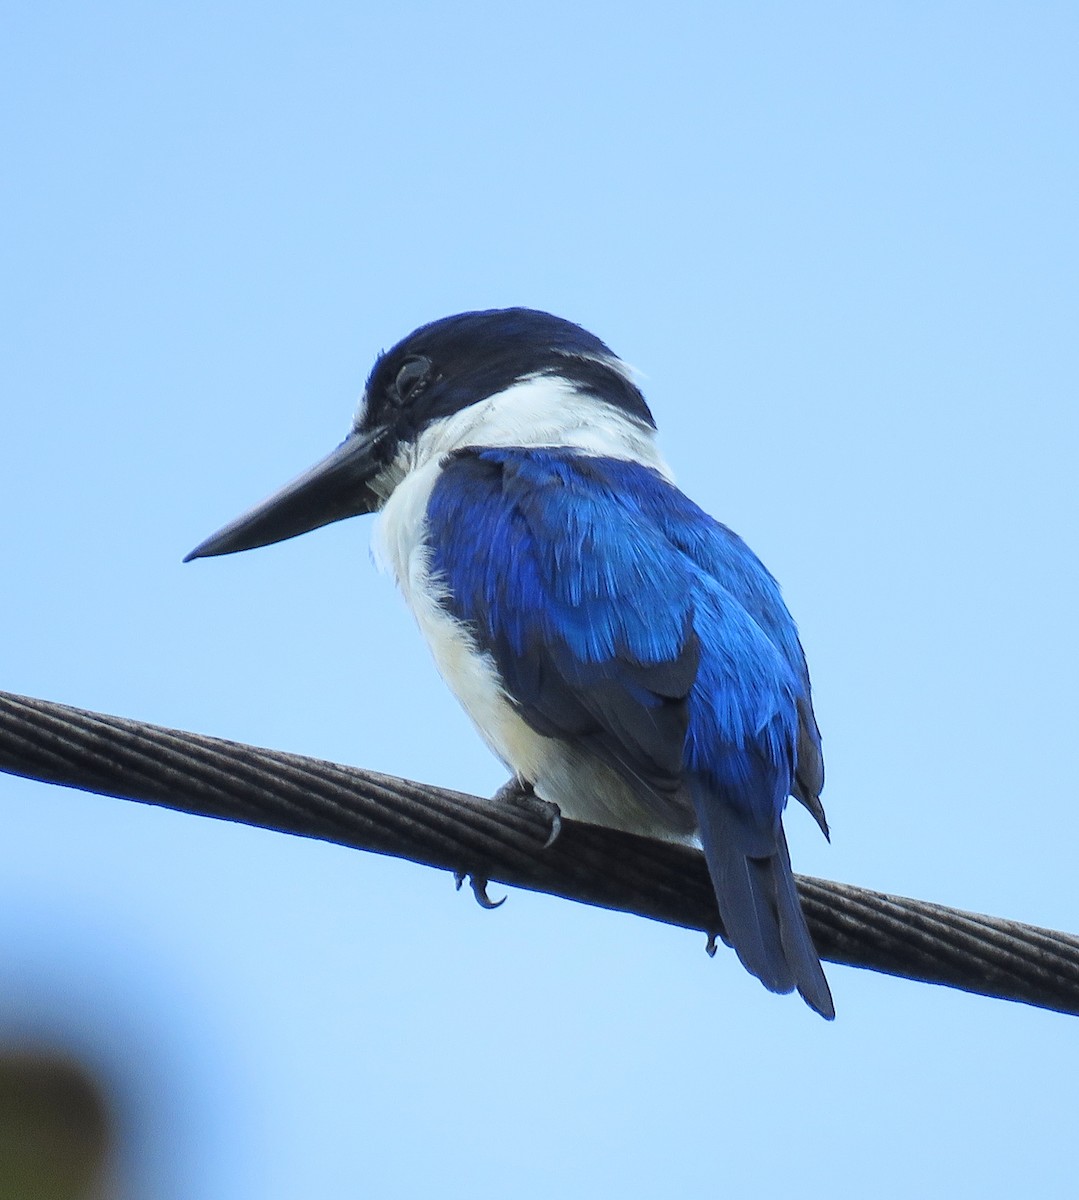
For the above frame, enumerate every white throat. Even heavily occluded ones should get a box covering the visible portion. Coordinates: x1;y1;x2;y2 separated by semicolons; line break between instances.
373;372;672;501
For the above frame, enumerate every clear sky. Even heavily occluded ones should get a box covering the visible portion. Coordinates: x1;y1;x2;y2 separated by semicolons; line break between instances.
3;3;1078;1196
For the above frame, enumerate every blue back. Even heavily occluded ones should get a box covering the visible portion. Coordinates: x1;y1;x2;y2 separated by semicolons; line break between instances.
426;448;820;835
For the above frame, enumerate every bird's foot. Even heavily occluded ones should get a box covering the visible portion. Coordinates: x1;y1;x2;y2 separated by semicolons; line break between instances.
492;776;535;806
491;776;562;849
453;871;506;910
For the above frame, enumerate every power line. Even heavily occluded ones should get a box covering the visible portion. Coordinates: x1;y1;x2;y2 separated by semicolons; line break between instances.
1;689;1077;1016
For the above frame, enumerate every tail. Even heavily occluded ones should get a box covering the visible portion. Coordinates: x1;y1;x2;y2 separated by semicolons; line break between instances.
692;782;835;1019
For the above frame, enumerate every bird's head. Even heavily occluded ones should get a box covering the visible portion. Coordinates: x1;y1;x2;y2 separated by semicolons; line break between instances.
184;308;656;561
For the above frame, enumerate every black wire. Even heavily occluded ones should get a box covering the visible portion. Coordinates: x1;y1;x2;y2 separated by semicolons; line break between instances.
1;689;1077;1016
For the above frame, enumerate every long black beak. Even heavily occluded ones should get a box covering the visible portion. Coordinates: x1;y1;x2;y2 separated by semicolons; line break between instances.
184;428;389;562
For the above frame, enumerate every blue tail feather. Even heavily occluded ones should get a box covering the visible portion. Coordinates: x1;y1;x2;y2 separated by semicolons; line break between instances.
692;779;835;1019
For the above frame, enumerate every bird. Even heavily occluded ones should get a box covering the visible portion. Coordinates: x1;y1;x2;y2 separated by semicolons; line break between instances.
185;308;835;1018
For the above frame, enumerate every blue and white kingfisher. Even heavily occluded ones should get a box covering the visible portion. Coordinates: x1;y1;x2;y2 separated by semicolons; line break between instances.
186;308;834;1018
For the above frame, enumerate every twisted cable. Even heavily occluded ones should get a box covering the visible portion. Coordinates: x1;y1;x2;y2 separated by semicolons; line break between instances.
1;690;1076;1016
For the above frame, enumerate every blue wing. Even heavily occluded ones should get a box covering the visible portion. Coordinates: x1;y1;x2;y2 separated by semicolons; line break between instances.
426;448;832;1016
629;478;827;834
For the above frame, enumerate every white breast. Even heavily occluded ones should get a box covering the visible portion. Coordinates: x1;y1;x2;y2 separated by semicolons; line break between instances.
372;450;551;782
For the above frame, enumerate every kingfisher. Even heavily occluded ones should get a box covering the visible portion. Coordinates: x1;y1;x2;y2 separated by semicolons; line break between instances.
185;308;834;1018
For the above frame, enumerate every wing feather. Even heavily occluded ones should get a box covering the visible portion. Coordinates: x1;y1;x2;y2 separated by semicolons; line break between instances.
426;448;832;1013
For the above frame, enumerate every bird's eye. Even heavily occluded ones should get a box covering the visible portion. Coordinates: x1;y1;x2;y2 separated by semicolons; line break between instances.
393;356;432;404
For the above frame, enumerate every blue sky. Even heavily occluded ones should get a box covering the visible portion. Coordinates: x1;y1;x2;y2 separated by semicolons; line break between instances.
3;3;1078;1196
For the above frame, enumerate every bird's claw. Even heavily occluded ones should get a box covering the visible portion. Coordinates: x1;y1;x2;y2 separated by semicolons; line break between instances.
472;876;506;909
541;809;562;850
454;871;506;910
491;776;562;849
705;931;719;958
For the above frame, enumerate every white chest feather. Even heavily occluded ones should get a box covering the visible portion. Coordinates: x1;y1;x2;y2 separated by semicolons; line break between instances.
372;450;549;780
